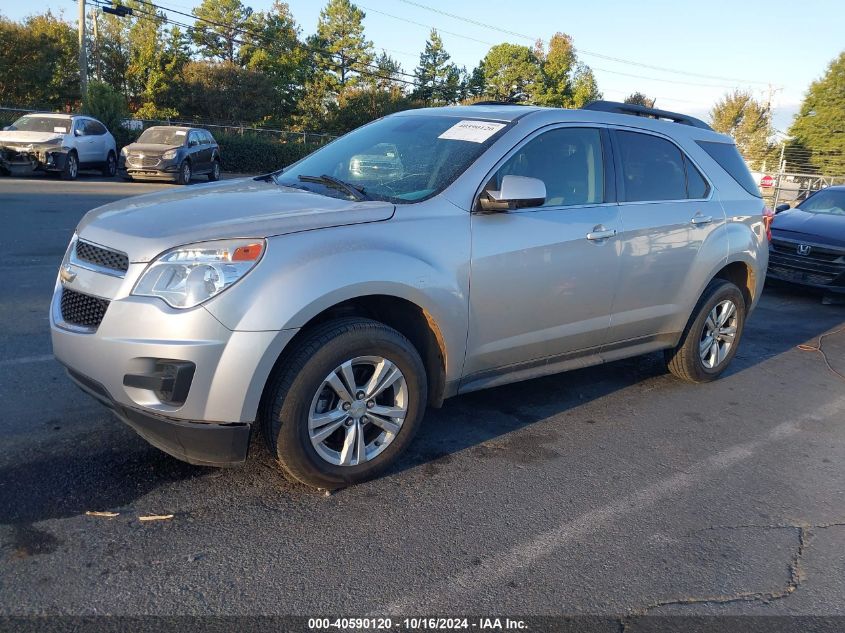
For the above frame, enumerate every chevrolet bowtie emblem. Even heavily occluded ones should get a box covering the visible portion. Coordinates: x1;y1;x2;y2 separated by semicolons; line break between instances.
60;266;77;283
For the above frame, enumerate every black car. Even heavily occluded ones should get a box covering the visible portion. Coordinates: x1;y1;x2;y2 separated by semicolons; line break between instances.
768;185;845;294
119;126;221;185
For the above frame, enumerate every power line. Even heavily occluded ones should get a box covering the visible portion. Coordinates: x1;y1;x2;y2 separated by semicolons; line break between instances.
110;0;423;87
395;0;774;87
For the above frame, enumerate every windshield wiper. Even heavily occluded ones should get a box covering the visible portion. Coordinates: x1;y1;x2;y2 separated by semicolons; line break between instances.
298;174;370;201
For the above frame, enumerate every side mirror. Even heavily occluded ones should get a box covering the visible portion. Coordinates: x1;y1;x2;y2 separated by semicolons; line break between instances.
74;128;82;137
479;175;546;212
775;203;790;214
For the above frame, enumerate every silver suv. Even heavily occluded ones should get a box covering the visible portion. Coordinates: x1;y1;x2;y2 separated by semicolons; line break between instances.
51;102;769;489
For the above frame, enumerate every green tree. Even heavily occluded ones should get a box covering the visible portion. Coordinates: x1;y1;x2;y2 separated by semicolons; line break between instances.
710;90;774;170
787;51;845;175
0;12;80;108
533;33;600;108
83;80;128;131
624;92;656;107
370;51;404;91
315;0;373;90
191;0;252;63
163;61;276;124
481;43;542;103
413;29;460;105
240;1;307;122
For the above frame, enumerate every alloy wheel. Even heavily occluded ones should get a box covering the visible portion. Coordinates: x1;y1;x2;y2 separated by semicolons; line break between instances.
699;299;738;369
308;355;408;466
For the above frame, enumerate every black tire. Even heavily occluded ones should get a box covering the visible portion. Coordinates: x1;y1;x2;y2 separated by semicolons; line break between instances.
176;159;191;185
665;279;746;383
208;159;221;181
102;151;117;177
121;175;134;182
262;318;428;489
60;151;78;181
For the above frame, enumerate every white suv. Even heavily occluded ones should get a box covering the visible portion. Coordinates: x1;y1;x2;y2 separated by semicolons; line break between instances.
0;113;117;180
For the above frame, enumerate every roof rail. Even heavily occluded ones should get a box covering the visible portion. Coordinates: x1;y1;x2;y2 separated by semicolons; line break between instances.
469;100;524;106
583;100;712;130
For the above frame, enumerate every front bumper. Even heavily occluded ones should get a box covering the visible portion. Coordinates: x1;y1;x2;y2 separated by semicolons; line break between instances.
0;145;67;173
119;155;179;180
767;237;845;294
65;365;251;466
50;262;298;465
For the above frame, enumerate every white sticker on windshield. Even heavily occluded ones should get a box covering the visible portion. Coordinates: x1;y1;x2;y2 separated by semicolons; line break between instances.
175;131;186;136
53;126;67;133
438;120;506;143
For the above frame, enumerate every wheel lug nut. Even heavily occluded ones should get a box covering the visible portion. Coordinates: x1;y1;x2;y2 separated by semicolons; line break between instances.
361;416;368;423
345;419;353;427
356;391;365;400
342;402;351;411
366;400;374;409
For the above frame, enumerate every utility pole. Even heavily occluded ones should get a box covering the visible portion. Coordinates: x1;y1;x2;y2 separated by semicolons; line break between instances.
91;7;100;81
78;0;88;99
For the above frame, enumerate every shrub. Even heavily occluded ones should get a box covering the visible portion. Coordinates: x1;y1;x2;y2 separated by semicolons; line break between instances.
214;132;325;174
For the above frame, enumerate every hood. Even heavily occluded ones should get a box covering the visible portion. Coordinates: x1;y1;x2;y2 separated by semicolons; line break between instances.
772;208;845;248
76;177;396;262
124;143;180;154
0;130;64;146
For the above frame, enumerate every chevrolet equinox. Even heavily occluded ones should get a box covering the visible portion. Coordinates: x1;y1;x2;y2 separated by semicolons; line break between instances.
51;101;769;489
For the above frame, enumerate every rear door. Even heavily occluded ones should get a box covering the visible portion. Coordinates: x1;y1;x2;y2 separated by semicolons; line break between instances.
604;128;725;347
464;125;622;382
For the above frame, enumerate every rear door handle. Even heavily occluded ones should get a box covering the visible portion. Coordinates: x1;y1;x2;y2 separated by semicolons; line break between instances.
691;215;713;226
586;227;617;241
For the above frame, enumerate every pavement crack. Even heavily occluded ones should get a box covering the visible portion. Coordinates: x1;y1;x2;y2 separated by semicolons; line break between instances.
623;523;816;619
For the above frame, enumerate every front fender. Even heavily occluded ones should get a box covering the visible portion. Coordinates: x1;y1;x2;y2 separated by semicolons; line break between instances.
204;216;471;383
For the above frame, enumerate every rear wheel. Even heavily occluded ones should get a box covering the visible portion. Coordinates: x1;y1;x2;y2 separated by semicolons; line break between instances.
263;318;427;489
102;151;117;177
176;160;191;185
665;279;746;383
61;151;78;181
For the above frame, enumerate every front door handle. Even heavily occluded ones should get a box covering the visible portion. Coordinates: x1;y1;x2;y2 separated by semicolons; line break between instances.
586;226;617;241
691;215;713;226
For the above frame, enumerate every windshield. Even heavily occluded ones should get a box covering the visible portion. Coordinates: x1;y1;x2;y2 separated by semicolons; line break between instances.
798;189;845;216
274;115;512;203
7;115;71;134
137;127;188;146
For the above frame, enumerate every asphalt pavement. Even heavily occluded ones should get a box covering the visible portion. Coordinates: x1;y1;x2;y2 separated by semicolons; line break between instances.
1;173;844;625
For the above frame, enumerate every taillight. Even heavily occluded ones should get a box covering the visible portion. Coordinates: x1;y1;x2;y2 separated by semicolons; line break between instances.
762;206;774;242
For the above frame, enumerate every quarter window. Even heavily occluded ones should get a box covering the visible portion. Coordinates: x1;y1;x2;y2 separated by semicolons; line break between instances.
616;131;687;202
685;158;709;198
488;127;605;208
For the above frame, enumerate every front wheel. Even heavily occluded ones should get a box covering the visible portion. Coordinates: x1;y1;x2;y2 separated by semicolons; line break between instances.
176;160;191;185
61;151;78;181
208;159;221;181
665;279;746;383
263;318;428;489
102;151;117;177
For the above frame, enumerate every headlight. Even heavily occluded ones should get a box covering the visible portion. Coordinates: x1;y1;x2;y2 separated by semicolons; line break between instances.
132;239;265;308
162;149;177;160
120;147;128;156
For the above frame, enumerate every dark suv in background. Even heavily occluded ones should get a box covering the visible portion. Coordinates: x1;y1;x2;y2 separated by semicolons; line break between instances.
119;126;221;185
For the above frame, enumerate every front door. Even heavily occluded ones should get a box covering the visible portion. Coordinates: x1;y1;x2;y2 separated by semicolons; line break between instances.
463;126;622;383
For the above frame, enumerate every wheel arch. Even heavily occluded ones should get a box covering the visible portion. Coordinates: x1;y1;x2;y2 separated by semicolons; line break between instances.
260;293;450;412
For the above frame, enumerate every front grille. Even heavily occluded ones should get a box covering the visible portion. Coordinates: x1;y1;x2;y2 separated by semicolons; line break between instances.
768;238;845;287
770;239;844;263
60;288;110;329
75;240;129;273
128;154;161;168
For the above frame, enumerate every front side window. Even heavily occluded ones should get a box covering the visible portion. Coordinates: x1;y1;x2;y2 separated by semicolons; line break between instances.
486;127;605;208
617;131;688;202
274;115;512;203
84;120;106;135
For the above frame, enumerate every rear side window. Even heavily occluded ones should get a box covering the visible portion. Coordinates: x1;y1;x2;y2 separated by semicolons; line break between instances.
696;140;761;198
616;131;687;202
685;158;709;198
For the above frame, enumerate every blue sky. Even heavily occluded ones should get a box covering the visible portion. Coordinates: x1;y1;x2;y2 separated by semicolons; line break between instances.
6;0;843;131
